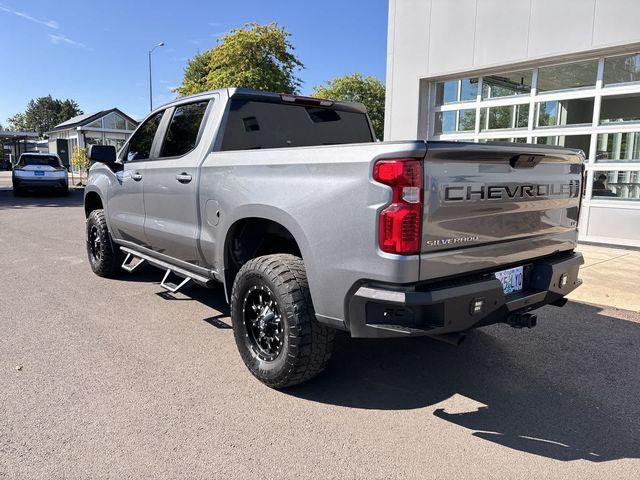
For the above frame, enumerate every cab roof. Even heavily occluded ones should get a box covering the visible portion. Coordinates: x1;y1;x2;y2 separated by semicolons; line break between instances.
154;88;368;116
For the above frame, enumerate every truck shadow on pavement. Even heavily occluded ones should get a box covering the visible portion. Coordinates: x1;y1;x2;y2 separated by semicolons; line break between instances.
0;189;84;210
112;259;640;463
286;301;640;463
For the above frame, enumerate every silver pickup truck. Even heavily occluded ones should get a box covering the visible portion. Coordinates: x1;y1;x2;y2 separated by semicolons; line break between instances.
84;88;584;388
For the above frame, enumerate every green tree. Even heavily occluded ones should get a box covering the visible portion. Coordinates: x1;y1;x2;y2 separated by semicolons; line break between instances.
8;95;82;136
176;49;214;98
7;113;26;131
176;22;303;96
311;73;386;140
70;146;90;186
58;99;82;124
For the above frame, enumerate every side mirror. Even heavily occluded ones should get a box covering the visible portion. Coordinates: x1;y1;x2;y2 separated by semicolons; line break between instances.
88;145;117;165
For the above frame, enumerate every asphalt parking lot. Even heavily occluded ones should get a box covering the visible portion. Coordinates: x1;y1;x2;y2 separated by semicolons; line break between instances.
1;189;639;479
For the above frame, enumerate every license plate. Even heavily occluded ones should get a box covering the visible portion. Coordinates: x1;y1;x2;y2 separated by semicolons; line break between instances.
34;171;45;176
495;266;523;294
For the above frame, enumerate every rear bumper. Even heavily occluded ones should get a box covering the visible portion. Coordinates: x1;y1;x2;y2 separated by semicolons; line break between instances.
13;178;68;189
347;252;584;338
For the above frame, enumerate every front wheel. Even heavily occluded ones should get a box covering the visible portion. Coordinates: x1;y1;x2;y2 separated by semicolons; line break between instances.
231;254;334;388
86;209;123;277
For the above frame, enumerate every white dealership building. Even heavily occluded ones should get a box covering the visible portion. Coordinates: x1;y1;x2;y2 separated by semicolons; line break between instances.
385;0;640;247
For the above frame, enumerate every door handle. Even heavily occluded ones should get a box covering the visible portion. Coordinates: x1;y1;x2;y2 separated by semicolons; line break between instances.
176;173;192;184
131;172;143;181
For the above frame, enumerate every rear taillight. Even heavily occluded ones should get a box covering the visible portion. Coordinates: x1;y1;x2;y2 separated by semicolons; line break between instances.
373;158;423;255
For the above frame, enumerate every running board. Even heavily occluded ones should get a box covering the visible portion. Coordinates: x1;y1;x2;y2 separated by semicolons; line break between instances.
160;269;192;294
119;246;212;289
121;252;145;273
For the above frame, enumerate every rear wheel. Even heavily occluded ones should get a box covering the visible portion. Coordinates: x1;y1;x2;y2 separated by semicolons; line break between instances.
86;209;123;277
231;254;334;388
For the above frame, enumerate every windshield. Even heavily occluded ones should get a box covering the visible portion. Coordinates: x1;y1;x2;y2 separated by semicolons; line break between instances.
19;155;61;167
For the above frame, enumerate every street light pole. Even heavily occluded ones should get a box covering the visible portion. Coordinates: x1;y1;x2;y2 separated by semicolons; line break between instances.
148;42;165;112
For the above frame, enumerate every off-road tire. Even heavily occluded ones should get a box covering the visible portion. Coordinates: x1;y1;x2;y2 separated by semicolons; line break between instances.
231;254;335;388
86;209;123;278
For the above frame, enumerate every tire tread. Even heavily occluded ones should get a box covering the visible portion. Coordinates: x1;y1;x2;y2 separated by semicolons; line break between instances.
86;209;123;278
231;254;334;388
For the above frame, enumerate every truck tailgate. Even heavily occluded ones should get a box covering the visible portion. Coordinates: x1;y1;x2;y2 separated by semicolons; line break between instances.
420;142;584;281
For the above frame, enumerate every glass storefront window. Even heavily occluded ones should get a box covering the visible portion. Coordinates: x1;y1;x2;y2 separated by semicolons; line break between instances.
103;113;115;129
106;137;126;152
87;119;102;128
536;135;591;157
596;132;640;162
459;78;478;102
434;111;456;134
435;78;478;105
105;132;126;152
102;112;128;130
84;133;104;146
593;170;640;200
435;81;458;106
537;60;598;93
536;98;594;127
434;110;476;134
458;109;476;131
604;53;640;87
599;93;640;124
429;51;640;172
482;70;533;99
480;104;528;130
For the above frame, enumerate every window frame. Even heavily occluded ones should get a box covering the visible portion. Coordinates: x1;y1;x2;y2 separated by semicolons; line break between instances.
121;110;166;163
157;99;212;160
603;52;640;88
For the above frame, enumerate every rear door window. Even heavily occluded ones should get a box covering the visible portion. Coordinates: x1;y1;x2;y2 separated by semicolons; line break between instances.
19;155;61;167
126;112;163;161
159;101;209;158
220;100;373;151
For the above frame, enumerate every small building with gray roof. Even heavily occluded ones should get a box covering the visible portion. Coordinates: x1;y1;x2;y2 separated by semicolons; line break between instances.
46;108;138;167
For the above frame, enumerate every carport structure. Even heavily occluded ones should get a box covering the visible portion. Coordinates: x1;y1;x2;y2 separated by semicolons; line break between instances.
0;130;39;168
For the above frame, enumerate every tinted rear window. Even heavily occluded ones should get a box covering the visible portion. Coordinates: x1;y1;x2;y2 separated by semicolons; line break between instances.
220;100;373;151
19;155;60;167
160;100;209;158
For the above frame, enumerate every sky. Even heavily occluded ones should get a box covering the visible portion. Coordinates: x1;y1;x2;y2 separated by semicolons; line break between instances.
0;0;389;125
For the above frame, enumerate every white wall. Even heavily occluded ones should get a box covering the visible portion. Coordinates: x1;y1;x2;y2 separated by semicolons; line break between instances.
385;0;640;140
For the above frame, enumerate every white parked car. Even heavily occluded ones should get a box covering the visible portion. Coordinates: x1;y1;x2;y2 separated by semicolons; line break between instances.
12;153;69;196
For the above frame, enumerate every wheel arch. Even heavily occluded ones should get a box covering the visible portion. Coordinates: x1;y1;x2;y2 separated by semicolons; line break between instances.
221;207;314;301
84;189;104;218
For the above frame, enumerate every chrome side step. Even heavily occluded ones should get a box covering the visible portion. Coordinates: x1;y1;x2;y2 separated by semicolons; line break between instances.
119;246;212;292
160;269;192;294
121;252;145;273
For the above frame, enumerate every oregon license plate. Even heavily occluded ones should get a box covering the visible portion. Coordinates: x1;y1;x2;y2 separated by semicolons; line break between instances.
34;171;45;176
495;266;523;294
